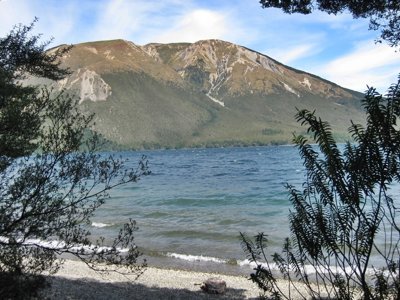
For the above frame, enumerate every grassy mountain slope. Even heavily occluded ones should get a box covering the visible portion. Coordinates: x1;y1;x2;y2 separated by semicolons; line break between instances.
48;39;365;149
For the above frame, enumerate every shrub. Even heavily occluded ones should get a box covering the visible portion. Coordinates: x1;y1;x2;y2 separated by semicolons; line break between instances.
242;77;400;299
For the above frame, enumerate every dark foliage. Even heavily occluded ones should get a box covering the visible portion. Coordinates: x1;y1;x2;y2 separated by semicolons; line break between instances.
0;18;71;159
259;0;400;47
0;21;149;299
242;76;400;299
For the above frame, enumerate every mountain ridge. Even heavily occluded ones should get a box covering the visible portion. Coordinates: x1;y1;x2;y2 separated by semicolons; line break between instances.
44;38;365;149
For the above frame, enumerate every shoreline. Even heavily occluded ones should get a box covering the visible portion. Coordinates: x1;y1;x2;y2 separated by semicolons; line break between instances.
39;259;324;299
39;259;343;299
138;252;255;277
41;259;263;299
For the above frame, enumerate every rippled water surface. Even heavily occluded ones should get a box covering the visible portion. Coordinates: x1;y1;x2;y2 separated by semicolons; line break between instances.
90;146;308;272
85;145;400;276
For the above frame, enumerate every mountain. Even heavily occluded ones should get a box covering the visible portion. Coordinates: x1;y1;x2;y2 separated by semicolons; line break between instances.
46;39;365;149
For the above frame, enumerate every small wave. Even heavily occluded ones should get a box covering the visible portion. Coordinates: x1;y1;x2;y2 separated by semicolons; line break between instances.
214;173;229;177
217;219;241;225
238;259;386;277
166;253;227;264
92;222;114;228
0;236;129;254
236;159;257;165
239;259;277;269
244;168;259;175
144;211;169;218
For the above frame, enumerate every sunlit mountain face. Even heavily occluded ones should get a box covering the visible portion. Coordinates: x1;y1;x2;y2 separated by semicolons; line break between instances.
42;38;364;149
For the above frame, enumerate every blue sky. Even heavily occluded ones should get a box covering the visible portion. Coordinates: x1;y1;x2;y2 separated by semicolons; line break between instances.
1;0;399;92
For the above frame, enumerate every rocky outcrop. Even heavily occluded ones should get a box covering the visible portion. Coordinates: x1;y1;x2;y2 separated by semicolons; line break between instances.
58;68;112;103
143;39;356;107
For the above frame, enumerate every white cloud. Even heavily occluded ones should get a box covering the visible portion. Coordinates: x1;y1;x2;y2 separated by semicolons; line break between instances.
88;0;154;41
151;9;232;43
265;43;320;65
318;40;400;92
1;0;398;94
78;0;231;45
35;4;78;45
0;0;35;36
0;0;79;46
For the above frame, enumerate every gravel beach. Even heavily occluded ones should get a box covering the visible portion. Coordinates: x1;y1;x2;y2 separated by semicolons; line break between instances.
38;259;321;299
40;259;266;299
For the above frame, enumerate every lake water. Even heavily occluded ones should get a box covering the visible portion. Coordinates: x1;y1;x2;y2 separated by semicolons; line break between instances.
89;145;398;275
90;145;306;274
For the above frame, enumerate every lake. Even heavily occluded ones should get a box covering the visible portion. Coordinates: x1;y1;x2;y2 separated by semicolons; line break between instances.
89;145;399;275
90;145;306;274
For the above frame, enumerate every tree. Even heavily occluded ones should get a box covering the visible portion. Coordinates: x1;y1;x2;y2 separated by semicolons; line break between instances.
0;19;70;162
0;21;149;299
242;78;400;299
259;0;400;47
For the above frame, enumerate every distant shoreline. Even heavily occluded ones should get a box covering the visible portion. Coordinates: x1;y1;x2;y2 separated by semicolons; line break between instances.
99;141;349;153
100;141;295;152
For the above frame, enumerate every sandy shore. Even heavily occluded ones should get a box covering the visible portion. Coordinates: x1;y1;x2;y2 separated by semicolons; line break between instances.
39;259;324;299
40;259;266;299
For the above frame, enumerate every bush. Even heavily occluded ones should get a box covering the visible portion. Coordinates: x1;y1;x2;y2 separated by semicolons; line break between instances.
242;77;400;299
